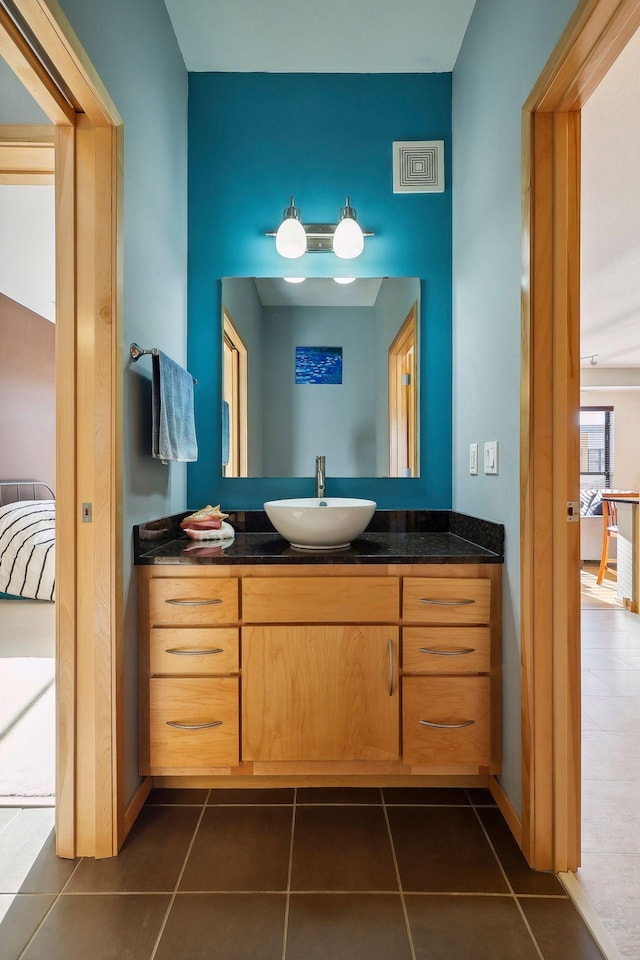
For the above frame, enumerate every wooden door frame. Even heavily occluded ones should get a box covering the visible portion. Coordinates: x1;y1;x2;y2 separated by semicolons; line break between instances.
388;301;418;479
521;0;640;871
1;0;124;857
222;308;248;478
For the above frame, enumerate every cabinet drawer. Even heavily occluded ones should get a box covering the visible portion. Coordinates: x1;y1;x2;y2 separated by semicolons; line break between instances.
403;578;490;625
242;577;399;623
149;677;239;768
402;676;490;767
149;627;238;676
403;627;490;674
149;578;238;626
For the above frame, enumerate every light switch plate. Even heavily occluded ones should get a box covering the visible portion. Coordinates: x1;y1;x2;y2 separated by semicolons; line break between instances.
484;441;499;475
469;443;478;475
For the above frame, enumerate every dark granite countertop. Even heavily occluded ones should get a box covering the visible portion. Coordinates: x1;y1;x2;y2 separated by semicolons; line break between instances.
134;510;504;566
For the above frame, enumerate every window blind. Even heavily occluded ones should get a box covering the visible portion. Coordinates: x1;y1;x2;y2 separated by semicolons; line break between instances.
579;406;613;490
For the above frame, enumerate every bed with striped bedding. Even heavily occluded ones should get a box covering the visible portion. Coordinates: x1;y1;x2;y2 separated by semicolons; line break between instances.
0;499;55;600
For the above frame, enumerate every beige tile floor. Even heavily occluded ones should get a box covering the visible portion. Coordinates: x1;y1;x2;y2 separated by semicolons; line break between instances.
580;567;640;960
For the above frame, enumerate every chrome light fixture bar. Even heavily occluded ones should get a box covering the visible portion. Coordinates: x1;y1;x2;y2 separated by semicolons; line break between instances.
266;195;374;257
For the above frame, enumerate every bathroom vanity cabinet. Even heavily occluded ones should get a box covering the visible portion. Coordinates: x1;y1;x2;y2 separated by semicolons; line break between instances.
138;549;502;787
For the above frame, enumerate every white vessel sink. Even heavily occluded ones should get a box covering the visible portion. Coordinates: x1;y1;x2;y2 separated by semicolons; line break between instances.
264;497;377;550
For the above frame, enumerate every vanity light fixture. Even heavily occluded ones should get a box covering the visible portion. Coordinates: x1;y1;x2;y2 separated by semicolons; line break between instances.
333;277;356;284
275;196;307;259
333;197;365;259
284;277;306;284
267;196;373;257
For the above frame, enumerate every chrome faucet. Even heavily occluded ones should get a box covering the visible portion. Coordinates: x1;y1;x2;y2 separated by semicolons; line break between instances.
315;455;326;499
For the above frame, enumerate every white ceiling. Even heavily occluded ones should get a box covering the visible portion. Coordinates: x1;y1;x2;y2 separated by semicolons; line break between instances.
254;277;383;307
163;0;477;73
581;27;640;369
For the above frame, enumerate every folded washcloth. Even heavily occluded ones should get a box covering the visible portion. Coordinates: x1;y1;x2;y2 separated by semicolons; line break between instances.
152;350;198;463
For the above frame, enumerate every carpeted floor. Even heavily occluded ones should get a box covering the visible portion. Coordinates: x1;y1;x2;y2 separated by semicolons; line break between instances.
0;600;55;803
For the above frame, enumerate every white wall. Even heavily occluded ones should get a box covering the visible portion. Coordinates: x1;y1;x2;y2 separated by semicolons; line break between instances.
581;389;640;491
452;0;579;814
0;186;55;322
581;27;640;366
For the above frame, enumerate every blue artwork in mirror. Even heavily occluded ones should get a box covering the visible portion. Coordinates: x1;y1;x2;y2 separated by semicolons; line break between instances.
295;346;343;385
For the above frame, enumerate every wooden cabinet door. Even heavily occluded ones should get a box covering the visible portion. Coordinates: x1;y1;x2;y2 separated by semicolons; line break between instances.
242;625;400;762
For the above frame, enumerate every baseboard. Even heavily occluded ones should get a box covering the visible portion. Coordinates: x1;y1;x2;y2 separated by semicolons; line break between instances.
559;872;625;960
489;775;522;847
123;776;152;838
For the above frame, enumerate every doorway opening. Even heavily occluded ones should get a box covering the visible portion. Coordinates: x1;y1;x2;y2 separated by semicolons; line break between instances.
0;1;124;859
575;25;640;953
0;111;56;864
521;0;640;921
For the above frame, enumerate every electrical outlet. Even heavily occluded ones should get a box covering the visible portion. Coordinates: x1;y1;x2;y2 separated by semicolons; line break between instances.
484;441;499;475
469;443;478;475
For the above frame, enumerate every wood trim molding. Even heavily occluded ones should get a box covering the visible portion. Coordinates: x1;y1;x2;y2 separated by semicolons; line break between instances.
12;0;122;126
489;776;522;848
0;130;55;183
0;7;74;125
54;122;76;859
123;777;152;837
521;0;640;873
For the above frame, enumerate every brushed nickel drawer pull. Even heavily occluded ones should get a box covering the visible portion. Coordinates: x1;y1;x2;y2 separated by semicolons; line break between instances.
388;638;394;697
165;647;225;656
418;647;476;657
418;598;475;606
165;598;224;606
166;720;223;730
419;719;475;729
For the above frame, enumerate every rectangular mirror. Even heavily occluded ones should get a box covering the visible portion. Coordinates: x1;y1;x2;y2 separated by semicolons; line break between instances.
221;277;420;478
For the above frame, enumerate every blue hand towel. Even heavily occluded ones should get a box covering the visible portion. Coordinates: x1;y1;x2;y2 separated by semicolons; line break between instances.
151;351;198;462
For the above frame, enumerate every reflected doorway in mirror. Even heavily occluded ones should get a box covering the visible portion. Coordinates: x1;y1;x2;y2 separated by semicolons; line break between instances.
388;302;418;478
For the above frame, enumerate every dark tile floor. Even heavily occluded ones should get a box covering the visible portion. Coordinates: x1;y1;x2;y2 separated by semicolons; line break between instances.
0;788;605;960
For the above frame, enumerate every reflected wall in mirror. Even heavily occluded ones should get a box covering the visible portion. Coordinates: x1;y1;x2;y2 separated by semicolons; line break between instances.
221;277;420;478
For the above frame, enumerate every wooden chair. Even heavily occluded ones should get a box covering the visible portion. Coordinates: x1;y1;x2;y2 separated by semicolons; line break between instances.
597;491;639;584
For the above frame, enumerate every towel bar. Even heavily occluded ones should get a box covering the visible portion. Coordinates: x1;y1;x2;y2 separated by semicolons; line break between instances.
129;342;197;384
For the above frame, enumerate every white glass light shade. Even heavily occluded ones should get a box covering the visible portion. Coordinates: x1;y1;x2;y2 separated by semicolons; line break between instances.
275;217;306;259
284;277;305;283
333;216;364;259
333;277;356;284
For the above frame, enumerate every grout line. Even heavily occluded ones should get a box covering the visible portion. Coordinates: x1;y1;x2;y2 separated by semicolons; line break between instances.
281;787;297;960
381;787;417;960
148;787;210;960
471;806;545;960
16;853;85;960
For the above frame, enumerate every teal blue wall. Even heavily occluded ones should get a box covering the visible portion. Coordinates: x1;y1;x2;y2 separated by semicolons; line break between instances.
187;73;452;509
